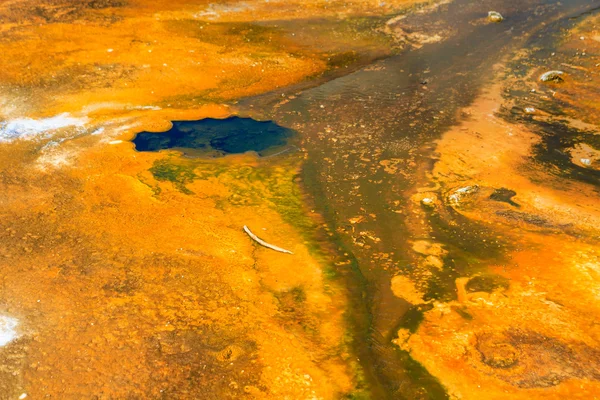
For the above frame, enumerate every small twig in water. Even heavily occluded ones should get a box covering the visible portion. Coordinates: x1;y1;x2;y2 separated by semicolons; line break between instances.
243;225;294;255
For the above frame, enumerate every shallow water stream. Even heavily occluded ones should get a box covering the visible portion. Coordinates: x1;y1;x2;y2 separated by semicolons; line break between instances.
239;0;599;397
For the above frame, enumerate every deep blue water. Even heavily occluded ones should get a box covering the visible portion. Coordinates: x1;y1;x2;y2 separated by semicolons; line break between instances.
132;116;293;156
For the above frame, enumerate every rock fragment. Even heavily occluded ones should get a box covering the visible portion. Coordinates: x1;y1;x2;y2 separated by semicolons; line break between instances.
539;70;565;83
421;197;435;207
447;185;479;206
488;11;504;22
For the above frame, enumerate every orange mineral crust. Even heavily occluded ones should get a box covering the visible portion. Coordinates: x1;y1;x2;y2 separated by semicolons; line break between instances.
0;0;416;119
397;81;600;399
0;0;439;396
0;131;355;398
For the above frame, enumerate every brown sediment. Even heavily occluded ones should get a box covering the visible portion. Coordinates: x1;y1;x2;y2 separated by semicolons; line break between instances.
503;11;600;131
397;78;600;398
547;13;600;126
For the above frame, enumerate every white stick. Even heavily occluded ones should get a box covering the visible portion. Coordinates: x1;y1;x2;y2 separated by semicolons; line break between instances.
243;225;294;255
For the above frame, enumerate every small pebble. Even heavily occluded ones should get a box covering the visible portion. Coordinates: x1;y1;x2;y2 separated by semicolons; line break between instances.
539;70;564;83
488;11;504;22
421;198;435;207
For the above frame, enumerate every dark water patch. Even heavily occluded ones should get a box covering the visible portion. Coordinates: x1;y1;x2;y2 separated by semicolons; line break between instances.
531;121;600;186
419;209;512;302
327;51;361;69
422;269;458;303
427;210;509;260
156;89;223;109
390;349;449;400
132;117;294;157
466;274;510;293
490;188;520;207
501;112;600;187
302;154;450;400
299;161;388;399
394;304;431;334
501;2;600;118
568;4;600;21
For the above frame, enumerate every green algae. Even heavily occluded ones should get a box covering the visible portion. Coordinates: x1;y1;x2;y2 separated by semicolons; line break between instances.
452;305;474;321
146;152;370;397
149;158;198;195
396;348;449;400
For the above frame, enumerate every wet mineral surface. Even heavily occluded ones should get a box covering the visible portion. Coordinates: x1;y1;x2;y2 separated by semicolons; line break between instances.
1;0;600;399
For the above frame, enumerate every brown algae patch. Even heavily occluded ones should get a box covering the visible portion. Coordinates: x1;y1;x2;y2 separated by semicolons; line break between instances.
548;13;600;126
